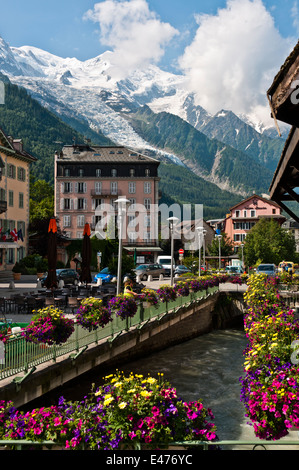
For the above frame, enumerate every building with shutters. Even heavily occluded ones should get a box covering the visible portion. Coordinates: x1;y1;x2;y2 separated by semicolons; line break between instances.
0;128;37;271
54;143;162;264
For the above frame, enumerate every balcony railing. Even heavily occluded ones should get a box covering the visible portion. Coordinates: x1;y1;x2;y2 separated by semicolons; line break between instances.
91;189;122;198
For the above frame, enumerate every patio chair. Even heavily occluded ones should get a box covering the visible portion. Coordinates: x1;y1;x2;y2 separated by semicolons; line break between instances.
67;297;80;314
45;297;55;307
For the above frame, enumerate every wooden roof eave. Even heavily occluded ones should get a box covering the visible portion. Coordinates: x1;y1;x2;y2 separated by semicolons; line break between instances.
267;41;299;130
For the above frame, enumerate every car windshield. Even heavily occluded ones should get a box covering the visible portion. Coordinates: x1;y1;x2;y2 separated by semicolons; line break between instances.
159;259;171;264
258;265;274;271
100;268;110;274
136;265;147;270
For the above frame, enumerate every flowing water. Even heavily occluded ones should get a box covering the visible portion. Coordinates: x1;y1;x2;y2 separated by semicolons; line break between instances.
27;327;262;445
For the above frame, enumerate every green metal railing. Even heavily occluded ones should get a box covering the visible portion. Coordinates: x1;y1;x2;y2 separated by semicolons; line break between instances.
0;438;298;450
0;287;219;382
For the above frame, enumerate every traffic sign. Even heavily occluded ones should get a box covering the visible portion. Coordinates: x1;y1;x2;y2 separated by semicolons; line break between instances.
179;249;184;254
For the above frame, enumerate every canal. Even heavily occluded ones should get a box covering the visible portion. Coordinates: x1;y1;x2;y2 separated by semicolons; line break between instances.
25;325;258;443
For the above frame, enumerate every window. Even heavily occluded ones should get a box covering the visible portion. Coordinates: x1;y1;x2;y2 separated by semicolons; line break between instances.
77;198;87;210
77;215;85;227
96;168;101;177
128;215;137;228
130;168;135;177
145;168;150;177
144;216;151;227
77;182;87;193
95;182;102;194
250;210;256;217
8;190;13;207
111;168;117;177
144;182;151;194
19;192;24;209
128;198;136;210
129;182;136;194
243;210;247;217
63;215;71;227
78;168;84;177
235;210;240;218
272;209;276;214
76;232;84;239
64;199;72;210
64;168;70;177
8;164;16;179
111;182;118;195
63;182;73;193
144;198;151;210
17;167;26;181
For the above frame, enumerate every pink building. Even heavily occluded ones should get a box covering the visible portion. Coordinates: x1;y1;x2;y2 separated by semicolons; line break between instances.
223;194;285;249
54;144;162;264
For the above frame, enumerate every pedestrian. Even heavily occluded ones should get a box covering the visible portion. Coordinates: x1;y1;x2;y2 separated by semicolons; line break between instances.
123;279;139;299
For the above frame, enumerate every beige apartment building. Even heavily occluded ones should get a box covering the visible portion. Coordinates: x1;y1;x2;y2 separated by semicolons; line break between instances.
54;144;162;264
0;127;36;271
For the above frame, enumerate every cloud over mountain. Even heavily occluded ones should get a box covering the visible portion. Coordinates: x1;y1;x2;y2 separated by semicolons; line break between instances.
83;0;178;80
178;0;294;124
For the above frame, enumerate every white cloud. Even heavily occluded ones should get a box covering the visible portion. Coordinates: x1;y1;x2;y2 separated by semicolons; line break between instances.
291;1;299;35
84;0;178;79
178;0;294;123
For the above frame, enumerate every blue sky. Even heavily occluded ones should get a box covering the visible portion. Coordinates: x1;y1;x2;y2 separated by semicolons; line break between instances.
0;0;297;63
0;0;298;120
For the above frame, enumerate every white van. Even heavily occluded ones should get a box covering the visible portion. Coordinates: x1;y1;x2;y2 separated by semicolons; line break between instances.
157;256;174;276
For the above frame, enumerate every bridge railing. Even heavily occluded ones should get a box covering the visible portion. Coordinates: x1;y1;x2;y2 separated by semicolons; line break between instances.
0;286;219;382
0;437;298;450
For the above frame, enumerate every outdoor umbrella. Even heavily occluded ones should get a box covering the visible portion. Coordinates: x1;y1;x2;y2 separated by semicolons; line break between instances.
45;218;58;289
80;223;92;285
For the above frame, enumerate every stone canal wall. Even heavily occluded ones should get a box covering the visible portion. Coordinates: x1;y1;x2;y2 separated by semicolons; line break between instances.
0;291;246;408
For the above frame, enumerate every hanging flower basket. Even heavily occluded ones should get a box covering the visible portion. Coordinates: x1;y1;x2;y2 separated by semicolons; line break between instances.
157;284;177;303
108;295;137;320
76;297;112;331
175;281;190;297
139;288;158;308
22;307;75;345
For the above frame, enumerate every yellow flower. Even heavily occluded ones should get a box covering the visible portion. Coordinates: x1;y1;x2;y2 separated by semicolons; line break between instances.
118;402;127;409
104;397;114;406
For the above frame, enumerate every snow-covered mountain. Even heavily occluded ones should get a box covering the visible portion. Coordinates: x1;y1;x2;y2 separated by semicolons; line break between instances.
0;34;287;193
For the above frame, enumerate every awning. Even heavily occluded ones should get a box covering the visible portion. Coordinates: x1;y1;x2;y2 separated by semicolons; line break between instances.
0;243;19;248
124;246;162;252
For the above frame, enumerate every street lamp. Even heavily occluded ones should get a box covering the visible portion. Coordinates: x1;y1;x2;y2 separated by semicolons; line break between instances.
115;197;130;295
167;216;179;286
216;234;222;271
196;227;203;277
240;243;244;270
202;229;207;271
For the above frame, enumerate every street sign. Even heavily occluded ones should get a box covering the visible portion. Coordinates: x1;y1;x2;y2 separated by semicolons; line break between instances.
179;249;184;254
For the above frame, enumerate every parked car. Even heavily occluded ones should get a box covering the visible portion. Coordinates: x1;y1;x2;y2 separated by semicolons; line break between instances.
174;265;191;275
39;268;80;286
134;263;165;280
93;267;115;284
256;264;276;276
278;261;295;274
225;266;243;275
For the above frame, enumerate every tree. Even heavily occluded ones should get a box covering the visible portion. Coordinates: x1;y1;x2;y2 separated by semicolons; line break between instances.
244;218;296;267
30;179;54;224
208;232;234;257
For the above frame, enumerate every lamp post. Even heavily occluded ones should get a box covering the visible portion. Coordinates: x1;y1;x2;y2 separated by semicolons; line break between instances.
216;234;222;271
115;197;130;295
196;227;203;277
167;216;179;286
240;243;244;271
203;229;207;271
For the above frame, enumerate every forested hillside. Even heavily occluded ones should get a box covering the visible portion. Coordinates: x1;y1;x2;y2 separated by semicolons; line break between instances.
0;75;113;184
